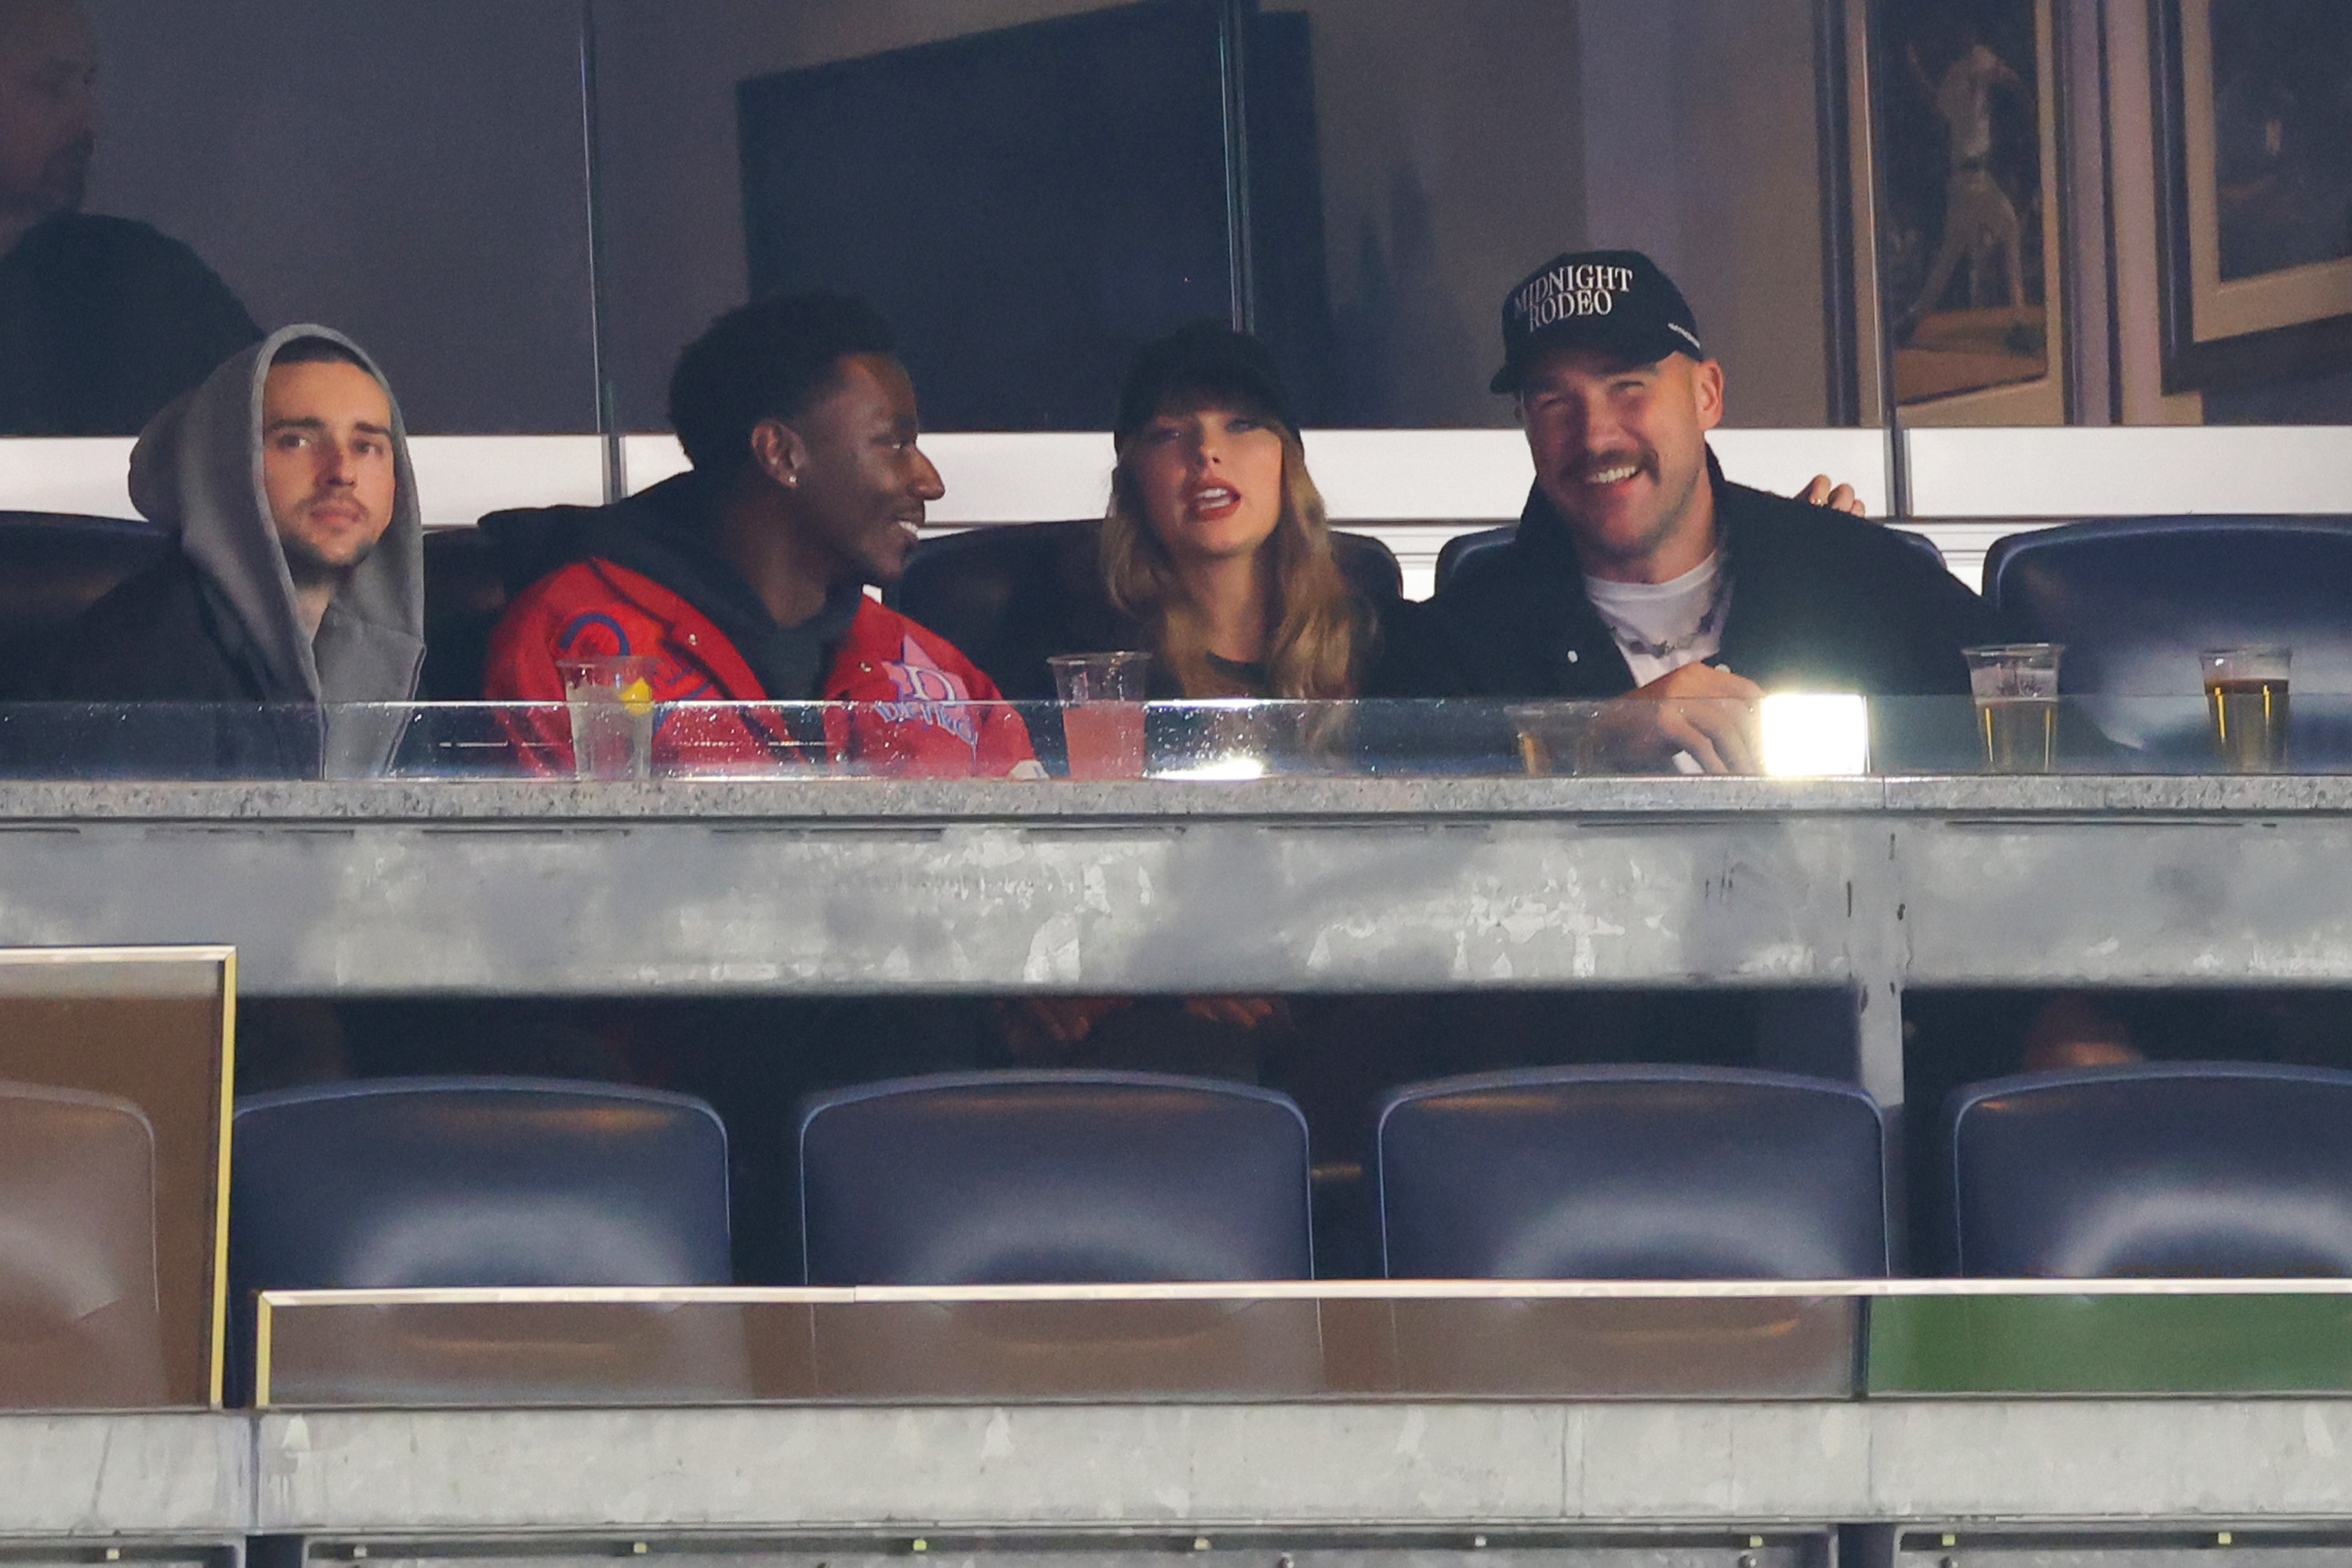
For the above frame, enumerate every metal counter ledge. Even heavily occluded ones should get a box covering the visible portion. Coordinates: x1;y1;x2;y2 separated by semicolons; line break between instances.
5;774;2352;1108
16;1401;2352;1541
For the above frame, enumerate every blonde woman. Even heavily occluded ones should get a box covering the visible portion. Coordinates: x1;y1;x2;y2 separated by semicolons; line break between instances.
991;321;1454;703
995;324;1451;1077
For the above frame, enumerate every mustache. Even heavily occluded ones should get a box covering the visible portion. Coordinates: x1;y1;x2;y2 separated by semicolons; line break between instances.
1573;448;1656;481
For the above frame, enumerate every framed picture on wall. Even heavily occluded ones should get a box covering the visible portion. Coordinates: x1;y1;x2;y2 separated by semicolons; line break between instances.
1868;0;2067;423
2156;0;2352;393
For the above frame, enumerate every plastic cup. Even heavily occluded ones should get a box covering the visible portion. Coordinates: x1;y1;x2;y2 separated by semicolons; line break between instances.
1050;652;1150;780
557;655;659;781
2201;645;2290;773
1508;702;1600;777
1963;644;2062;774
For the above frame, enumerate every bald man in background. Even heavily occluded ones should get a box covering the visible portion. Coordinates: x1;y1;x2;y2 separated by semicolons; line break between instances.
0;0;258;434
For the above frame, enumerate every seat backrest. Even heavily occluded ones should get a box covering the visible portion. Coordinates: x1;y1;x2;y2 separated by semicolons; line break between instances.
230;1076;732;1295
1436;521;1944;597
797;1070;1314;1285
887;520;1098;695
1984;516;2352;758
888;519;1403;697
1947;1062;2352;1277
1376;1065;1889;1279
0;1081;168;1406
0;512;172;694
420;528;512;701
1433;525;1515;597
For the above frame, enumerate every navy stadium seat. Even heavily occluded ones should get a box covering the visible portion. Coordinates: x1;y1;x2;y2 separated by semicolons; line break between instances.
1984;515;2352;764
0;511;171;696
1947;1062;2352;1277
797;1069;1314;1285
1433;520;1944;597
1376;1065;1889;1278
231;1077;732;1297
0;1082;168;1406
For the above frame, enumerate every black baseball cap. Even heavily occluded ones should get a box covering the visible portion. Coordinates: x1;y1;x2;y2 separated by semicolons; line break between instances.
1116;321;1295;444
1489;249;1707;393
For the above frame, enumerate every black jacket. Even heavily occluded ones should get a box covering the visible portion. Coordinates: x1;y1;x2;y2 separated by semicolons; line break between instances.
1432;466;1998;699
31;552;276;703
0;214;261;437
15;554;321;776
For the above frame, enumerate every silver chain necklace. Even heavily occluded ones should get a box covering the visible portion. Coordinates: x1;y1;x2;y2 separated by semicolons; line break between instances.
1595;564;1734;660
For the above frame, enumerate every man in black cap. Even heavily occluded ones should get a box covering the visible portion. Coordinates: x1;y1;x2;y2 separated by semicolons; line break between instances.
1431;249;1996;772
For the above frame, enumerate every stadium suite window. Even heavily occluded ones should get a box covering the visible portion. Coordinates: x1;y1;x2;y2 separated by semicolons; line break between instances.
27;0;600;437
585;0;1837;437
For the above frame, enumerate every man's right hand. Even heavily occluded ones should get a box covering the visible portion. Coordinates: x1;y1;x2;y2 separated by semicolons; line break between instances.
1591;662;1766;775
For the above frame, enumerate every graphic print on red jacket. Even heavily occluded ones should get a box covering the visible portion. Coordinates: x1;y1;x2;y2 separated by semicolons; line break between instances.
483;554;1036;779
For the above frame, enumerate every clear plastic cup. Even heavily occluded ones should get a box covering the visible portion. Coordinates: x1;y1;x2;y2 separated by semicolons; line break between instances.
2201;644;2290;773
1049;652;1150;780
1963;644;2062;775
556;655;659;781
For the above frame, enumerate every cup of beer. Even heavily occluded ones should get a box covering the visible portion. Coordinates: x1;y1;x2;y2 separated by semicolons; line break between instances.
1963;644;2062;773
2201;645;2290;772
1049;652;1151;779
1507;702;1602;776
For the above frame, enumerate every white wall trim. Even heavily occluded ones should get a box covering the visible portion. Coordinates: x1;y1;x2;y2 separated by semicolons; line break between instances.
1904;426;2352;518
4;428;2336;594
626;429;1893;521
0;438;135;519
0;434;608;529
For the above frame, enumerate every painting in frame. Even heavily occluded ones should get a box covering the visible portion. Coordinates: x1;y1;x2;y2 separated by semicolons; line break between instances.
1870;0;2067;423
2157;0;2352;392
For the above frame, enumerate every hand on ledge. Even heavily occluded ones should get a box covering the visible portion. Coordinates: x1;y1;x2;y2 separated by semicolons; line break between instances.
1592;662;1766;775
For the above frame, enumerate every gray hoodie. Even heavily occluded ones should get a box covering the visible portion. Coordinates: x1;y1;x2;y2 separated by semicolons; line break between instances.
126;324;424;705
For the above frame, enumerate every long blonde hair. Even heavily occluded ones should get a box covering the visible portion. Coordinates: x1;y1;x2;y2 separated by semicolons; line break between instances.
1099;401;1359;699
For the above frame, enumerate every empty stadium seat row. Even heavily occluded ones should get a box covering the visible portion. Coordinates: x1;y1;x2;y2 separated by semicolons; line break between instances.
224;1062;2352;1304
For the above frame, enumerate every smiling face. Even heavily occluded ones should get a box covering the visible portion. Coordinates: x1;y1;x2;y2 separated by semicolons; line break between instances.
260;357;397;586
0;0;96;225
776;351;942;587
1125;400;1288;570
1518;346;1724;583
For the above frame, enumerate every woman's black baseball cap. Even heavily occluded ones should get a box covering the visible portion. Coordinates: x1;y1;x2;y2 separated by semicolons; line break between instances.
1116;321;1296;444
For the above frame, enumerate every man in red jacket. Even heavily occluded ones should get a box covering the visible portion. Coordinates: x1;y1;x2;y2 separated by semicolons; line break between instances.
482;292;1034;778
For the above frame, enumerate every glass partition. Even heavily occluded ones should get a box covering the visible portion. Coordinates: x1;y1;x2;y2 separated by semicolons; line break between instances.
1869;1285;2352;1396
11;3;2348;447
16;2;601;437
256;1283;1860;1406
583;0;1839;437
586;0;1232;437
0;695;2344;781
0;946;233;1409
260;1279;2352;1407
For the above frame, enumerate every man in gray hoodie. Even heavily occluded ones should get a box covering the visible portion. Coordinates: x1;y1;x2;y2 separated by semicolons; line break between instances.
33;325;423;708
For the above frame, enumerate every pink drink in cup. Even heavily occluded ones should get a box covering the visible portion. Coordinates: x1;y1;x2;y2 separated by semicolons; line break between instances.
1051;652;1150;780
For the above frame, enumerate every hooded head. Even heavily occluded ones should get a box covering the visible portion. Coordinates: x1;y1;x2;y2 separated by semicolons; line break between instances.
129;325;423;704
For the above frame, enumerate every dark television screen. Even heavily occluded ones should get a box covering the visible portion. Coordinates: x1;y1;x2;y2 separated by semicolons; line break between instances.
738;0;1238;431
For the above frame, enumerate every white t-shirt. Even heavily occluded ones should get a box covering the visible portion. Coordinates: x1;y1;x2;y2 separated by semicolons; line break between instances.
1582;552;1730;687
